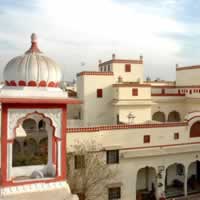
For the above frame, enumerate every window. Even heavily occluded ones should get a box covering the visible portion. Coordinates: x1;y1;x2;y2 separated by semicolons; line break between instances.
161;89;165;94
144;135;150;143
97;89;103;98
174;132;179;140
132;88;138;96
125;64;131;72
108;187;121;200
74;155;85;169
107;150;119;164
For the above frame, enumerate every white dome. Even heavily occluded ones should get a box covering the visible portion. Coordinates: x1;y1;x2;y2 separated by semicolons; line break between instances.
3;33;62;87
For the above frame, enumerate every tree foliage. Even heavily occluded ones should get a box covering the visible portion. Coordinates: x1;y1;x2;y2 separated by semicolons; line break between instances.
67;141;118;200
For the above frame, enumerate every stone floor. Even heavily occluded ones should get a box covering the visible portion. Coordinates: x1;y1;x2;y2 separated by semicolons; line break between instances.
170;194;200;200
1;189;78;200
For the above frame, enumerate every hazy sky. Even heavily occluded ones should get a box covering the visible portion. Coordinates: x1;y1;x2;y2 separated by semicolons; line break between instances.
0;0;200;81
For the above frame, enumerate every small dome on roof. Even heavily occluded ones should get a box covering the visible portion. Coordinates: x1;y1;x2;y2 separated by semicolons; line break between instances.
3;33;62;87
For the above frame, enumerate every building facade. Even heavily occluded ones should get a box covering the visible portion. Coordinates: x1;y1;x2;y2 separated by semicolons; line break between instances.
67;54;200;200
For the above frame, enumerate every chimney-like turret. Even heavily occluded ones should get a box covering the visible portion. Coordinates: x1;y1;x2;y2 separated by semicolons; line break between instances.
112;53;116;60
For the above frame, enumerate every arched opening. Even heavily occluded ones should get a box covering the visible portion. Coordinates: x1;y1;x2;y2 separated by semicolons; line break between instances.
165;163;185;198
187;161;200;195
12;113;56;181
12;139;21;167
38;137;48;164
190;122;200;137
152;111;165;122
22;118;37;133
168;111;181;122
136;167;157;200
38;119;46;130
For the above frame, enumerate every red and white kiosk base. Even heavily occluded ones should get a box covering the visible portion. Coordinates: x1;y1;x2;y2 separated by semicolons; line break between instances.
0;97;79;199
0;33;80;199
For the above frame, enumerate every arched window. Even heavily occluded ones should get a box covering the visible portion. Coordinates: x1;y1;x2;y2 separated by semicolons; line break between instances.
152;111;165;122
38;119;46;130
23;138;37;156
190;121;200;137
168;111;181;122
22;118;37;131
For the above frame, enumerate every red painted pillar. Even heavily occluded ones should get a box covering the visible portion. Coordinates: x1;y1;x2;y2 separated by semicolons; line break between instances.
61;105;67;179
1;104;8;186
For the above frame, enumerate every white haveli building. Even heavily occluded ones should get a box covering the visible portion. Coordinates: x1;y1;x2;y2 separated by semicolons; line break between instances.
1;34;200;200
67;54;200;200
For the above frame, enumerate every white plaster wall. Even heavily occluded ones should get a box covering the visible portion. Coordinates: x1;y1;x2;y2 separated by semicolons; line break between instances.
117;87;151;100
67;129;200;200
112;63;144;83
116;106;151;123
12;165;45;178
67;125;193;154
77;75;115;126
176;69;200;86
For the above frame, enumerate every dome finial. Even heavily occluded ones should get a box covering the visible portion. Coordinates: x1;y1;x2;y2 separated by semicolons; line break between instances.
31;33;37;43
25;33;42;54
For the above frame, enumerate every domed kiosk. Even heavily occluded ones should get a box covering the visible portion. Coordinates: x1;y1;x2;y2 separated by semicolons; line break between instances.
0;34;79;200
4;33;61;87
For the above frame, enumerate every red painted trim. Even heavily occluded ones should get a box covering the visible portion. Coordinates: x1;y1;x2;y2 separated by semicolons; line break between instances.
39;80;47;87
1;103;67;187
1;104;8;185
10;80;17;86
67;122;188;133
25;41;42;54
5;81;10;86
62;106;67;178
188;115;200;122
99;59;143;66
5;80;59;88
120;141;200;151
0;98;81;104
176;65;200;71
48;81;56;87
151;86;176;88
2;176;64;187
113;83;151;88
152;93;185;96
28;80;37;87
18;80;26;86
77;71;114;77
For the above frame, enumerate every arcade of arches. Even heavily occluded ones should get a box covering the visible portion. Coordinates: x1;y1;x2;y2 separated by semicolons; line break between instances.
152;111;181;122
136;161;200;200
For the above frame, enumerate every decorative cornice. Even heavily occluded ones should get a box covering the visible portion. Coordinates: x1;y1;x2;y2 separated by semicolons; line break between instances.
5;80;58;87
67;122;188;133
176;65;200;71
77;71;114;77
151;93;185;97
99;59;143;66
113;83;151;88
25;33;42;54
0;98;81;104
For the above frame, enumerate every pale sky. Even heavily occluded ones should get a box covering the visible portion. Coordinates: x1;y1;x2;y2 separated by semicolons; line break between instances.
0;0;200;81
